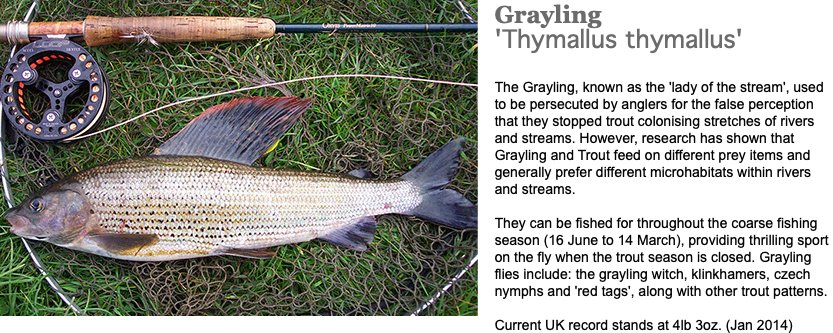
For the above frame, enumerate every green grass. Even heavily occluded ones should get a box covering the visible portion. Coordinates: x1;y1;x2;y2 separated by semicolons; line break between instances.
0;0;476;315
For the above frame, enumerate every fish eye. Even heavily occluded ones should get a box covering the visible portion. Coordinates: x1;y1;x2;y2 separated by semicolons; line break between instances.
29;197;45;212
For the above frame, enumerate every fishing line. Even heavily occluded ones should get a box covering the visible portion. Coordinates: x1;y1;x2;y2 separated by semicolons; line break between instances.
1;9;477;144
71;74;478;140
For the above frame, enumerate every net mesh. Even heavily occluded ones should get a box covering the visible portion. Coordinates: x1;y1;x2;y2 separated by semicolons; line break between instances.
0;0;477;315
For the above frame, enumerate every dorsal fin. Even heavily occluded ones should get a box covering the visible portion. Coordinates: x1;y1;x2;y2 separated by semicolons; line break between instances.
152;96;313;165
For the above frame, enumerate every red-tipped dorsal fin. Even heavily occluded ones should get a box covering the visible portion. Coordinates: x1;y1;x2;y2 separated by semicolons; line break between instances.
153;96;313;165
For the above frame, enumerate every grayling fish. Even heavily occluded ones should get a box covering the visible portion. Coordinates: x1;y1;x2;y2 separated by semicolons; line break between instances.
5;97;476;261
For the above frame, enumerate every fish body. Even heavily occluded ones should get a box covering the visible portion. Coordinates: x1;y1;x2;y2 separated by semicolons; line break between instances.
5;97;477;261
70;156;420;260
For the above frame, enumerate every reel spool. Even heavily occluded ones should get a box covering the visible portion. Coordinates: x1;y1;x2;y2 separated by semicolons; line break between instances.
2;38;109;143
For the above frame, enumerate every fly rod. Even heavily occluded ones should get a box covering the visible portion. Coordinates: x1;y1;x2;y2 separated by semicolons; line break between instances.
0;16;477;46
0;16;476;142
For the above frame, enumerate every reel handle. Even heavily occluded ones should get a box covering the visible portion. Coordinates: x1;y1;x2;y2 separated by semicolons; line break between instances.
83;16;275;46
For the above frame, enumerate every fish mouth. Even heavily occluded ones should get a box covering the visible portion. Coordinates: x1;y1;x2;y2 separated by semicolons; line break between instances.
6;213;32;236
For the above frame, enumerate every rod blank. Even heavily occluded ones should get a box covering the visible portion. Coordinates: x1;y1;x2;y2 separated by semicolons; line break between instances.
274;23;477;34
0;18;478;45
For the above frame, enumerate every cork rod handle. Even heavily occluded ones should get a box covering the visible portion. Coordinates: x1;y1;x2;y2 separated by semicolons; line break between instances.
83;16;276;46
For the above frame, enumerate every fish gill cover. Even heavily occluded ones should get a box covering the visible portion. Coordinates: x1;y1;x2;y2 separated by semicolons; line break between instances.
0;0;477;315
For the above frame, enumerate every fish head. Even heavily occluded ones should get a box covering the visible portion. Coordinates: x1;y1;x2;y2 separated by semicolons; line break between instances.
6;185;94;245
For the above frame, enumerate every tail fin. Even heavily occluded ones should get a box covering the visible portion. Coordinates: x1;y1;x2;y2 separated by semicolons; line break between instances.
402;137;477;229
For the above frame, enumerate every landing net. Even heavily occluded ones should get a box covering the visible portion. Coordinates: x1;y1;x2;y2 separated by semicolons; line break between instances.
0;0;477;316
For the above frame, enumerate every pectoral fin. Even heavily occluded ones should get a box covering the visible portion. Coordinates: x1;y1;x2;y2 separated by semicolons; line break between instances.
87;233;159;255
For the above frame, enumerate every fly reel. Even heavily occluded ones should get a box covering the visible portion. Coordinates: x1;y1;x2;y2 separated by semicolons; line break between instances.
2;38;109;143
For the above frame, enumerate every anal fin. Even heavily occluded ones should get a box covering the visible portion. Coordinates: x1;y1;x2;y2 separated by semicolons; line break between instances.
219;247;277;259
318;216;377;251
